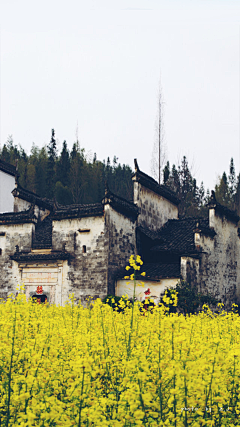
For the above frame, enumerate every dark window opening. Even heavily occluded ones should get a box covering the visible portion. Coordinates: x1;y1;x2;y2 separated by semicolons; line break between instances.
32;294;48;304
82;245;86;253
0;249;2;255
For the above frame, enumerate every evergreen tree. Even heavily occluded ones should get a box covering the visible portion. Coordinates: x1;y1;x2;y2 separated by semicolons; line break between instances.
235;174;240;216
228;157;236;206
55;181;73;205
163;161;170;184
215;172;231;208
56;141;70;187
46;129;57;199
35;147;48;197
70;143;85;203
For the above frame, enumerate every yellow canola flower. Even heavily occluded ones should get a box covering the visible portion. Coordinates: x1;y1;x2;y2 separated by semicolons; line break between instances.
1;271;240;427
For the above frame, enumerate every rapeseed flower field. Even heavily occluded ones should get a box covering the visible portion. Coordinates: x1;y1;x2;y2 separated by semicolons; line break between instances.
1;256;240;426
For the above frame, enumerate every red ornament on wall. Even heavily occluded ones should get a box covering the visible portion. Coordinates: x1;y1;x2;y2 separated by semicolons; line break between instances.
144;288;151;296
36;286;43;295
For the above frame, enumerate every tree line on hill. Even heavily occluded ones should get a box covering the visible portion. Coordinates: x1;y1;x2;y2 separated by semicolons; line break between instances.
1;130;240;219
162;156;240;218
1;131;133;205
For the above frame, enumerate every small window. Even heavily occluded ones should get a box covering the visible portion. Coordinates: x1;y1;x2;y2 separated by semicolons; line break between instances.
82;245;86;253
0;249;2;256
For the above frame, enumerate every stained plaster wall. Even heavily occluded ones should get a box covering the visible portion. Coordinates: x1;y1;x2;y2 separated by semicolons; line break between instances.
0;171;15;213
14;197;50;220
181;257;200;288
52;215;108;304
133;182;178;231
195;209;240;307
104;205;136;295
116;278;179;304
0;223;34;299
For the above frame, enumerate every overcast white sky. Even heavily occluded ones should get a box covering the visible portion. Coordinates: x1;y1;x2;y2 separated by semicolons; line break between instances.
1;0;240;192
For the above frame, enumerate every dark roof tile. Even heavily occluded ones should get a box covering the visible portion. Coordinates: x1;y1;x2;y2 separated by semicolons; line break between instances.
11;251;70;262
117;262;180;280
12;185;54;211
132;159;180;206
137;225;162;240
103;190;139;220
52;203;104;220
0;159;17;177
151;218;212;255
32;216;52;249
0;205;37;224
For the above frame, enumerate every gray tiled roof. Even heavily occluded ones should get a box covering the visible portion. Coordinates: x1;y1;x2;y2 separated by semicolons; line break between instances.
151;218;213;255
212;203;239;223
32;216;52;249
0;159;17;177
132;159;180;206
52;203;104;220
137;225;163;240
11;251;70;262
12;185;54;211
103;190;139;220
116;262;180;280
0;205;37;224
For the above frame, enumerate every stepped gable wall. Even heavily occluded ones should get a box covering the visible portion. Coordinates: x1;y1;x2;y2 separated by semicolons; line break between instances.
132;160;179;232
13;186;52;221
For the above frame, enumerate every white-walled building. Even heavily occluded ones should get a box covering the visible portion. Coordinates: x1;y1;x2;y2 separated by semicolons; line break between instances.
0;160;16;213
0;158;239;309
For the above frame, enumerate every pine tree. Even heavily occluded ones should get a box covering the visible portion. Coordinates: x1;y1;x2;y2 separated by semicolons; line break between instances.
163;161;170;184
46;129;57;199
56;141;70;187
35;147;48;197
215;172;231;208
228;158;236;207
235;174;240;216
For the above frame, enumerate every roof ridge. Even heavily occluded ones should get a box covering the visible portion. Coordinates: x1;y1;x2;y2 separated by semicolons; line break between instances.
132;161;180;206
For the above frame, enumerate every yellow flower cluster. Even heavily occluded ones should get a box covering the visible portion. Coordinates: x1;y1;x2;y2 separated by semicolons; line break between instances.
1;292;240;426
124;255;145;282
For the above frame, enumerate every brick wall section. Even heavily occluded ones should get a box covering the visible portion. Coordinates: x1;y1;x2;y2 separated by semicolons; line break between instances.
104;205;136;295
0;223;34;298
52;215;108;305
133;181;178;231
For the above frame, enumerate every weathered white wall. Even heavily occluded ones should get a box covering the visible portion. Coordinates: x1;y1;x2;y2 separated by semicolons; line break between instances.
181;256;200;287
0;223;34;299
14;197;50;220
14;197;30;212
104;204;136;295
52;215;108;304
134;182;178;231
192;210;240;308
116;277;179;304
0;171;15;213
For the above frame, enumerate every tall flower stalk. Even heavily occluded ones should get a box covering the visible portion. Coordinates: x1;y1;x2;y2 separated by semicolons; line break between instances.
124;255;145;358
